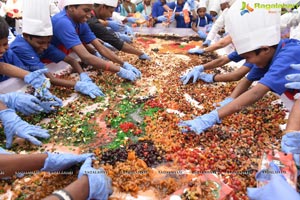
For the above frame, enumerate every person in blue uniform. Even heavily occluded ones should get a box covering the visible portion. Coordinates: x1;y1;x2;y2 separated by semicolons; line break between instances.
88;0;150;60
151;0;171;27
167;0;190;28
51;0;140;85
191;1;213;40
178;0;300;135
10;0;104;99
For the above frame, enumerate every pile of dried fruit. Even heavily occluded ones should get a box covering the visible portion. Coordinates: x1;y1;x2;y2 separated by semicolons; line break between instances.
0;36;289;200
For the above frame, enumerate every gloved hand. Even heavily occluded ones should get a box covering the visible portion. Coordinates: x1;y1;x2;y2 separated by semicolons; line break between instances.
214;97;234;109
188;47;205;55
107;20;125;32
24;68;49;93
180;65;204;85
79;72;92;82
179;11;184;16
123;62;141;78
0;109;50;148
202;39;211;47
75;81;105;98
117;67;137;82
157;15;168;22
123;25;134;36
198;72;214;83
139;53;150;60
0;92;43;115
198;30;207;39
117;32;133;43
78;157;113;200
41;152;94;172
247;162;300;200
40;90;63;112
178;110;221;134
281;131;300;166
126;17;137;23
285;64;300;90
103;42;117;51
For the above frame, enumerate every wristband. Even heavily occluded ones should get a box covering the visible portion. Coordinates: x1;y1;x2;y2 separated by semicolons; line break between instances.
212;74;217;82
52;189;73;200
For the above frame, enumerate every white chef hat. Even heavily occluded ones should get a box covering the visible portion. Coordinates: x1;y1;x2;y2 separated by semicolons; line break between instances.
22;0;52;36
94;0;118;7
220;0;229;4
63;0;94;7
225;0;281;54
197;0;207;9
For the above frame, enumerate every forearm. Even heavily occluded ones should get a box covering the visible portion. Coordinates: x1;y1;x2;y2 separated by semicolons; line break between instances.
214;66;250;82
72;45;120;73
286;98;300;131
121;43;143;56
92;40;124;65
203;56;230;70
43;175;89;200
204;35;232;52
0;154;47;178
229;78;253;98
46;72;76;88
0;62;29;79
218;83;269;119
63;57;84;74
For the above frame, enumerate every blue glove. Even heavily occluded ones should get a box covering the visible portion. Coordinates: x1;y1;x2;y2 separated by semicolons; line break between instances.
0;92;43;115
127;17;137;23
24;68;49;93
78;157;113;200
285;64;300;99
0;109;50;148
198;30;207;39
107;20;125;32
188;47;205;55
142;14;149;20
123;25;134;36
214;97;234;109
117;32;133;43
281;131;300;166
187;0;195;10
202;39;211;47
198;72;214;83
123;62;141;78
179;11;184;16
247;162;300;200
103;42;117;51
157;15;168;22
79;72;92;82
178;110;221;134
139;53;150;60
75;81;105;98
40;90;63;112
117;67;137;82
180;65;204;85
41;152;94;172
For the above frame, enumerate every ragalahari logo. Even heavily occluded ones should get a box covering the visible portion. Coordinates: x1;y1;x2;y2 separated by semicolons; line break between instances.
240;1;254;15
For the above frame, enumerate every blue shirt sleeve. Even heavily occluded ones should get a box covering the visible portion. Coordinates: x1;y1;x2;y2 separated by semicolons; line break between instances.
205;13;213;24
258;39;300;95
3;49;25;69
246;65;268;81
41;44;66;63
227;51;244;62
243;62;254;68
